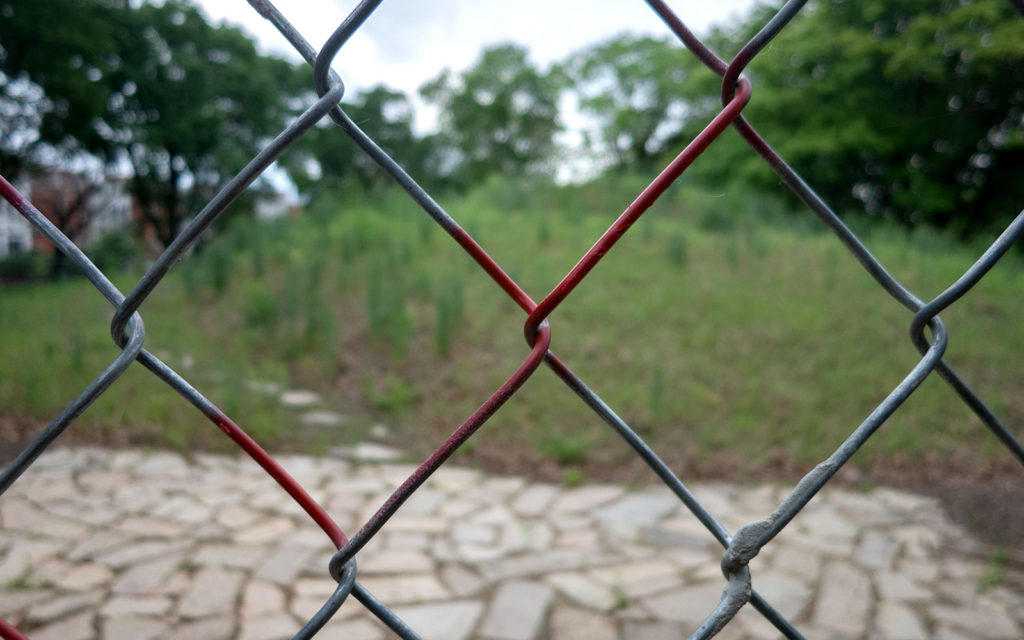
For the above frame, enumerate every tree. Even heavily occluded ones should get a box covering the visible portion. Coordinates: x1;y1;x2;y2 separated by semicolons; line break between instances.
106;1;304;247
567;35;703;171
420;44;564;188
0;0;306;248
0;0;120;176
288;85;444;195
685;0;1024;232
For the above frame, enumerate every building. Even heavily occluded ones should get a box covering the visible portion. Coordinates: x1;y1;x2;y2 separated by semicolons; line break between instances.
0;177;34;259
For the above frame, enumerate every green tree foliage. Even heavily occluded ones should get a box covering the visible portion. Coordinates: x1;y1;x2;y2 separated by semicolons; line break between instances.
0;0;118;175
0;0;305;248
420;44;563;187
567;35;702;171
684;0;1024;232
288;85;443;195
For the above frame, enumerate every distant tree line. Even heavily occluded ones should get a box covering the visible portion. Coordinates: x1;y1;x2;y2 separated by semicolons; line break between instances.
2;0;1023;251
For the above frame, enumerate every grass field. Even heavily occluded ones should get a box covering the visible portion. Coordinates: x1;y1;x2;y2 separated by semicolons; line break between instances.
2;175;1022;485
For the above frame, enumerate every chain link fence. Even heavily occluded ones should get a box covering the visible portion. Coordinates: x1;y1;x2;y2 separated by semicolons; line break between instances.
2;0;1023;638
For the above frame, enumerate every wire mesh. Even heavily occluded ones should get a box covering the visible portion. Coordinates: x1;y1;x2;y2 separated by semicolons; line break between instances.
2;0;1023;638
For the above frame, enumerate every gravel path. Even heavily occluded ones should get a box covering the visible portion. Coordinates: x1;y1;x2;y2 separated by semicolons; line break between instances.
1;447;1021;639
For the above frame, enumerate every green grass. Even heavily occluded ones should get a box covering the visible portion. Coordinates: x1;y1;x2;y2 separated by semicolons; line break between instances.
2;176;1022;478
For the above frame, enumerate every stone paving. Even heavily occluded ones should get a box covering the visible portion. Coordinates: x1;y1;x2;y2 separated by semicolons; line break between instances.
0;446;1021;640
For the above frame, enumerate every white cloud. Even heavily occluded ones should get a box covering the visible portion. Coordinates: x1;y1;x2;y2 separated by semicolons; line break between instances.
196;0;762;99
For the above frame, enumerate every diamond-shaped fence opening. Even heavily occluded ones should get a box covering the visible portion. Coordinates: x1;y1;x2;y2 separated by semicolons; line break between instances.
1;0;1023;638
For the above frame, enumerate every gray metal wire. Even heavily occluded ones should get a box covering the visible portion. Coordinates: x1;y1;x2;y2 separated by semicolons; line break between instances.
1;1;1022;638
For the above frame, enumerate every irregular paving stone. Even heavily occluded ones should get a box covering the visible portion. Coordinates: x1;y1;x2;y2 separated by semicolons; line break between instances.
643;517;717;551
620;620;688;640
314;617;387;640
134;452;190;476
29;611;95;640
644;581;728;625
511;484;560;516
555;529;599;549
480;548;590;580
874;570;932;601
479;580;554;640
875;601;928;640
593;491;679;526
854;530;899;570
361;549;435;574
280;389;321;407
399;488;446;515
192;543;267;569
688;483;739;518
0;539;63;584
812;560;871;636
590;560;682;599
255;544;315;585
216;504;261;529
33;556;73;586
66;532;133;562
452;522;498;545
55;562;114;590
547;513;592;532
165;616;236;640
440;564;486;597
455;542;505;563
100;595;172;617
551;485;624;514
786;506;857;556
385;515;449;534
390;600;484;640
928;604;1020;639
95;540;190;569
482;476;527;495
4;590;57;616
232;517;295;544
891;525;943;559
150;495;212;524
299;410;346;427
27;590;105;623
177;567;244;618
238;613;301;640
158;570;192;596
545;572;617;610
101;615;169;640
113;516;187;538
501;521;554;553
873;487;939;514
242;580;286;616
830;490;905;526
357;574;451;604
339;443;404;463
294;577;340;598
244;379;282;397
548;605;617;640
427;467;483;492
45;499;121;527
110;552;184;595
735;604;790;640
1;500;90;540
771;544;822;582
749;571;812;620
471;504;517;526
668;547;717;573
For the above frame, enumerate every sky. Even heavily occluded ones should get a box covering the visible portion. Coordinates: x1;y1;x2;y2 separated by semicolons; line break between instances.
193;0;760;119
190;0;762;186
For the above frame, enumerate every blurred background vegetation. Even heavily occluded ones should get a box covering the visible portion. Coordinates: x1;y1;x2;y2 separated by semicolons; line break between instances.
1;0;1022;484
